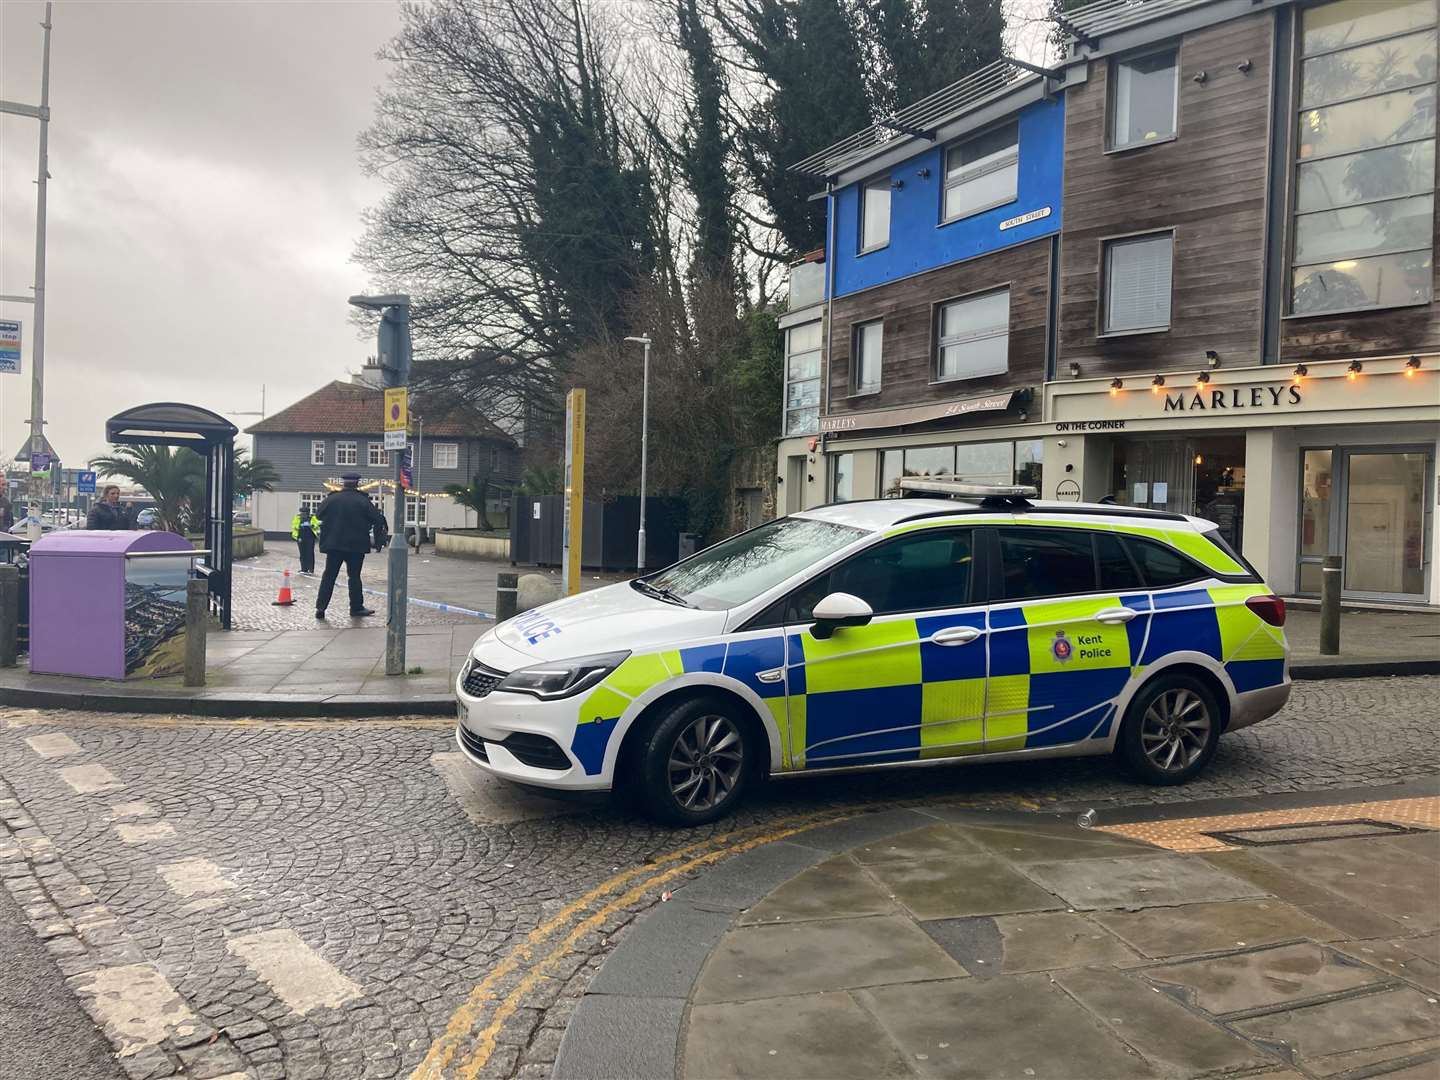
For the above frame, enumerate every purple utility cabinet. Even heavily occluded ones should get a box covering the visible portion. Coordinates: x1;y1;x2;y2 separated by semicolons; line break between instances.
29;531;196;680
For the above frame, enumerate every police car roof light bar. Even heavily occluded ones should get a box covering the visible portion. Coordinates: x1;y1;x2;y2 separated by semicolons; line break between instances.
896;477;1037;506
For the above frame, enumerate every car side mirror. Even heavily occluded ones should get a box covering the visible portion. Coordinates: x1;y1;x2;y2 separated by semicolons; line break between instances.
810;592;873;640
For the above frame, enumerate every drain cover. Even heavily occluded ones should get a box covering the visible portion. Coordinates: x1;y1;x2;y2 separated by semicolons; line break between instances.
1205;819;1425;847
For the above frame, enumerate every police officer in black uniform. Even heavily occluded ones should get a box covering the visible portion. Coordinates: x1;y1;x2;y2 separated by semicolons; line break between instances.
314;474;389;619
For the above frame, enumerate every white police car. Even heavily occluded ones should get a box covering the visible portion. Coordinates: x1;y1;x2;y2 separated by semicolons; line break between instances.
456;481;1290;824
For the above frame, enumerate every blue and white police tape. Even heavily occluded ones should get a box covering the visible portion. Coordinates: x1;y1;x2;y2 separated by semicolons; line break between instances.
231;563;493;620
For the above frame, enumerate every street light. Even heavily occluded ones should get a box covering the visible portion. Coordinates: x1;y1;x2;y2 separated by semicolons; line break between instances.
350;292;412;675
624;335;651;572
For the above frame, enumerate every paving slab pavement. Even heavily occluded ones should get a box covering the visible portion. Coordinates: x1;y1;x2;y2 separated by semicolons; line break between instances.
555;785;1440;1080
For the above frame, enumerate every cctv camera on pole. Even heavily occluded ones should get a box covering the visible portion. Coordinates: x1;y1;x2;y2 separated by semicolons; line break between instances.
349;293;411;676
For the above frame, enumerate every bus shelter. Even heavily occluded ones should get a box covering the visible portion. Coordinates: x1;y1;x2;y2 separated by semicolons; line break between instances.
104;403;238;629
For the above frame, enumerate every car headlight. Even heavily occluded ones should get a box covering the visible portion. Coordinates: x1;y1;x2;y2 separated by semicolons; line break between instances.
495;651;630;700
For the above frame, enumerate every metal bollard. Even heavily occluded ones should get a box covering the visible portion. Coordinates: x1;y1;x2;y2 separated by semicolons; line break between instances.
0;564;16;668
495;571;518;622
184;578;208;687
1319;553;1342;656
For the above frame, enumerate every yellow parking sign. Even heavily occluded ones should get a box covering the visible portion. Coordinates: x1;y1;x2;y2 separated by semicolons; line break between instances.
384;387;408;450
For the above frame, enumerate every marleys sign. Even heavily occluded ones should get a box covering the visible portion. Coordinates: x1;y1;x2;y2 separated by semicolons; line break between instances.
1164;385;1302;412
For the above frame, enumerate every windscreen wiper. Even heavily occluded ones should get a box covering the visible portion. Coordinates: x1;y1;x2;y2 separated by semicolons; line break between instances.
632;579;692;607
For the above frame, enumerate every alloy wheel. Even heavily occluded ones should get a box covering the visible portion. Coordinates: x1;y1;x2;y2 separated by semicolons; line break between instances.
667;713;744;812
1139;687;1213;773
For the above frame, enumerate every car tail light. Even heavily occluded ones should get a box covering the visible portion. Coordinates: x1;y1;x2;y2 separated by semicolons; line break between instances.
1246;594;1286;627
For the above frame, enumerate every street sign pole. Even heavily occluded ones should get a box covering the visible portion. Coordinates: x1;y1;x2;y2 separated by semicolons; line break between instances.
351;293;413;676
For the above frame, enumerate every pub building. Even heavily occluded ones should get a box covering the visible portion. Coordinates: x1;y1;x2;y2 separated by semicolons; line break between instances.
776;0;1440;606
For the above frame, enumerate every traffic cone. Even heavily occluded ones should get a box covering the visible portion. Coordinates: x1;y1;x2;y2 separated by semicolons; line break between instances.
272;568;296;607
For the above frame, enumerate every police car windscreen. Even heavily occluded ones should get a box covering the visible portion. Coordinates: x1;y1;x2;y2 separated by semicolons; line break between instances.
645;518;866;610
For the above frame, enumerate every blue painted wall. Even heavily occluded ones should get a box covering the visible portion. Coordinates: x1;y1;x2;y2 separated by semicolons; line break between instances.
831;95;1064;298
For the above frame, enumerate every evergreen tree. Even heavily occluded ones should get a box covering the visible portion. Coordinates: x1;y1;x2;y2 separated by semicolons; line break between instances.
675;0;738;289
723;0;872;255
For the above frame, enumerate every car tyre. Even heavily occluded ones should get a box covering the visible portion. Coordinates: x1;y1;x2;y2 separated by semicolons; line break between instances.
1117;672;1221;785
635;695;755;826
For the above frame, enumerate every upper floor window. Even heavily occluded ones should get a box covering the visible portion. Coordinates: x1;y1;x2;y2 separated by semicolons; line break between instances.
860;176;891;252
433;442;459;469
784;321;822;436
936;288;1010;381
1110;47;1179;150
944;123;1019;221
1103;231;1174;333
852;320;883;394
367;442;388;468
335;440;358;466
1291;0;1437;316
311;440;325;466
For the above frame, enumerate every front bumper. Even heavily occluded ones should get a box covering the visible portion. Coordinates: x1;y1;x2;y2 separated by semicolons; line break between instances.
455;668;608;791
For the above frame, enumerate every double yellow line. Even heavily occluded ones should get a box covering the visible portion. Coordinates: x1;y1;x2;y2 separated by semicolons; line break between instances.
411;810;853;1080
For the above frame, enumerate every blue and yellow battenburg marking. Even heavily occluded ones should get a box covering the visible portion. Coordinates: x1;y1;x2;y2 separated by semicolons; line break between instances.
569;637;786;774
566;525;1285;776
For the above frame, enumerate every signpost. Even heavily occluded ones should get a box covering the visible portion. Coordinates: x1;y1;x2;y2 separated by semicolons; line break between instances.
562;388;586;597
384;386;407;451
349;292;412;676
0;321;20;375
77;470;96;494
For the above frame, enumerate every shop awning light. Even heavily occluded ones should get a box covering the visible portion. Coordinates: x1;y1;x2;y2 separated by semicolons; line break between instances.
1292;363;1308;384
1347;360;1363;380
1406;355;1421;376
1195;371;1210;389
1068;361;1082;378
1205;349;1221;369
1109;378;1123;396
1151;374;1165;393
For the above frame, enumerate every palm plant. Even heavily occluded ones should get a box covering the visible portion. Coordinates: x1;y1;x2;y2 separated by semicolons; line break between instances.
234;449;279;495
445;473;495;531
89;445;203;532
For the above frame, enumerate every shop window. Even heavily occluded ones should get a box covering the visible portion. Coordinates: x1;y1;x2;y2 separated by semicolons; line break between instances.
1015;440;1043;490
954;441;1013;485
404;494;428;526
1127;537;1205;588
860;176;891;252
1291;0;1437;315
1110;47;1179;149
998;528;1098;600
298;492;324;518
1103;232;1174;333
852;320;883;394
944;123;1019;221
880;449;903;497
785;321;822;436
903;445;955;477
831;452;854;502
936;289;1010;381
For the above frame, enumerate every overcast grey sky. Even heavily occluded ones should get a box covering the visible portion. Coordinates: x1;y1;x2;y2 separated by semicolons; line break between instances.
1;0;402;465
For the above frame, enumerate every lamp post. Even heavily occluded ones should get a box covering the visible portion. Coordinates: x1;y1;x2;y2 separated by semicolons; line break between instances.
349;293;411;675
623;335;651;572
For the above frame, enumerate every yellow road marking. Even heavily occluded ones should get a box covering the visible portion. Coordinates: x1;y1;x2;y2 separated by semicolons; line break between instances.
411;811;851;1080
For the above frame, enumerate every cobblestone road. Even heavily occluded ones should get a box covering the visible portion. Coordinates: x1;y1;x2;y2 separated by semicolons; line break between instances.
0;675;1435;1080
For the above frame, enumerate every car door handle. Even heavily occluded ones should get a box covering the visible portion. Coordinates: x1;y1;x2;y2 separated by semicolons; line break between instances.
1095;607;1138;625
931;626;982;646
